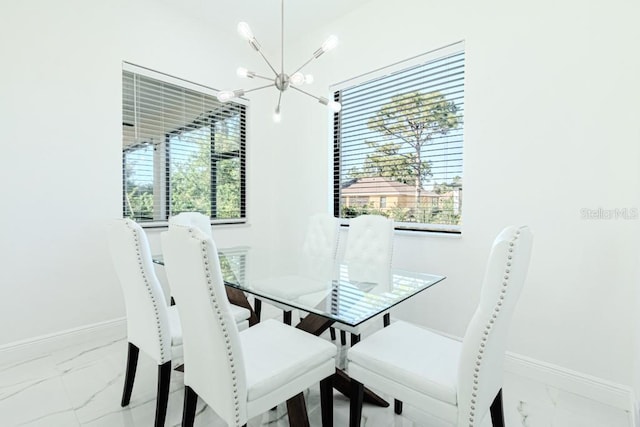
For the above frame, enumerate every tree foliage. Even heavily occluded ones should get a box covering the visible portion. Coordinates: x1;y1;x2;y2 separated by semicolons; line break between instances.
124;118;242;221
364;91;460;203
170;127;241;218
434;176;462;194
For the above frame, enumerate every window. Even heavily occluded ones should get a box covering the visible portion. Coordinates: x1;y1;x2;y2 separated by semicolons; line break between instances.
333;42;464;232
122;64;246;224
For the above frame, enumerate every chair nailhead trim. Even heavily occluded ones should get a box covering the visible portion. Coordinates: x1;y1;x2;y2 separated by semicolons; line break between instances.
126;222;167;362
465;228;521;426
194;230;242;426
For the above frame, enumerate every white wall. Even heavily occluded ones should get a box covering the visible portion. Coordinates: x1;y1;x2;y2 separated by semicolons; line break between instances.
2;0;639;394
261;0;640;387
0;0;281;346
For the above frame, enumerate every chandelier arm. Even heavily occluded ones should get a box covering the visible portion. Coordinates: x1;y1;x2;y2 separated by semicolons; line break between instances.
276;90;283;110
290;56;316;77
281;0;284;75
254;49;279;76
244;83;277;95
289;85;323;102
252;73;276;82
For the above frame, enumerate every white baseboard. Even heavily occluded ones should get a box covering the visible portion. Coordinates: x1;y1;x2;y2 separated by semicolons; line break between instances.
631;396;640;427
0;317;127;366
504;351;632;412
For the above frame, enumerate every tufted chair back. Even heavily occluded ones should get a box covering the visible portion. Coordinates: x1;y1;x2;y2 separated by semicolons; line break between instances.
301;213;340;280
161;225;248;426
457;225;533;427
344;215;394;285
169;212;213;238
107;219;173;364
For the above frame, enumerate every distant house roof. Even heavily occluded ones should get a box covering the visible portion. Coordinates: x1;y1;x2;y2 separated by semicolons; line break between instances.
341;177;439;197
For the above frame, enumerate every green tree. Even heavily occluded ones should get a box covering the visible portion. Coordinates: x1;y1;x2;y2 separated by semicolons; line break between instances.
367;91;460;206
434;176;462;194
170;145;211;215
124;146;154;220
349;141;429;186
170;122;242;218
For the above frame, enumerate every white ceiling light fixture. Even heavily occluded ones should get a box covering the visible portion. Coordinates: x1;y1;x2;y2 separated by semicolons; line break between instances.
216;0;342;122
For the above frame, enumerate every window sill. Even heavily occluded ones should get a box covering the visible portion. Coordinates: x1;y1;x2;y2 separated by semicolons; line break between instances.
139;219;248;229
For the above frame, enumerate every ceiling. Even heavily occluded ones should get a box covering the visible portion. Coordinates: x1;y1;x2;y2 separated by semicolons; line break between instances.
162;0;374;48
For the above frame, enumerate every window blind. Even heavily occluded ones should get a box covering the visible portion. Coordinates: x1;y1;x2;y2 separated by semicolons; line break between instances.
122;66;246;224
333;45;464;232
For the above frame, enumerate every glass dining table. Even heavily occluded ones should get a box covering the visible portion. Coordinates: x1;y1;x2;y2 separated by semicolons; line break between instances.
153;245;445;408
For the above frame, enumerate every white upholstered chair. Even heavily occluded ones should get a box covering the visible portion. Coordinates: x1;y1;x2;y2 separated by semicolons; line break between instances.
254;213;340;324
161;225;338;427
169;212;213;237
168;212;251;330
107;219;183;427
347;225;533;427
331;214;394;346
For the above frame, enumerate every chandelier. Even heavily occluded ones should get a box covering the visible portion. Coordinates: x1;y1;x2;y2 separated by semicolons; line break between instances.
216;0;342;122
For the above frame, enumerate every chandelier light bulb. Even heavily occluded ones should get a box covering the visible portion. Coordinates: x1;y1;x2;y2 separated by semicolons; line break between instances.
290;72;305;86
304;74;314;84
236;67;255;78
217;90;235;102
217;89;245;102
237;22;254;40
321;35;339;53
328;100;342;113
273;106;282;123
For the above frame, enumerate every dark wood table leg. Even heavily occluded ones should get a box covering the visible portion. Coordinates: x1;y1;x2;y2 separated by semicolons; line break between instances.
286;392;311;427
296;313;335;335
295;314;389;408
333;369;388;406
224;286;259;326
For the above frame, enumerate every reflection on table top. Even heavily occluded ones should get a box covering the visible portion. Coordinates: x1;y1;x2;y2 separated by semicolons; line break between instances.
154;246;445;327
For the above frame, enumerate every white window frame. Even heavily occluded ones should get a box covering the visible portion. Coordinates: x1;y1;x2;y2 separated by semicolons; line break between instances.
122;63;248;226
331;41;465;233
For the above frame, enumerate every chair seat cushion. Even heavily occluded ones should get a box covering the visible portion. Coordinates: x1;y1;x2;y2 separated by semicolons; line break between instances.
347;321;460;405
241;319;336;402
230;303;251;323
167;306;182;346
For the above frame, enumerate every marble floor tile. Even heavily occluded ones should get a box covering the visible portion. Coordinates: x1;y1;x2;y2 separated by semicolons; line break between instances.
0;374;78;426
0;325;632;427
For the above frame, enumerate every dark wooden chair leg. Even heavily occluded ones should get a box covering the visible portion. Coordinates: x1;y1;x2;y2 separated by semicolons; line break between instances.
320;377;333;427
490;388;505;427
254;298;262;321
121;342;139;407
286;392;310;427
182;386;198;427
155;361;172;427
340;330;347;346
283;310;292;325
394;399;403;414
383;313;390;327
349;379;364;427
350;333;360;346
330;327;336;340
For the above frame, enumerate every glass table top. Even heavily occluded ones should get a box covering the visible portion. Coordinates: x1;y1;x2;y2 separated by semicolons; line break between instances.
154;246;445;328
